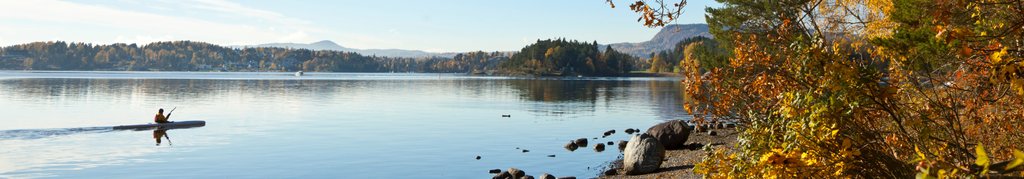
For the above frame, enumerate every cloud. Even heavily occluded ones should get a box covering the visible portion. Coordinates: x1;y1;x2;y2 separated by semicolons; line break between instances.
0;0;299;45
0;0;400;49
184;0;311;25
277;31;308;42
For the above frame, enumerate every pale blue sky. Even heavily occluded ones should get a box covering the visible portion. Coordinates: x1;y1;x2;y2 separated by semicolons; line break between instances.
0;0;721;52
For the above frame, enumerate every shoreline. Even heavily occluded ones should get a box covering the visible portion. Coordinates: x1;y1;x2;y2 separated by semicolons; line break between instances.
598;128;740;179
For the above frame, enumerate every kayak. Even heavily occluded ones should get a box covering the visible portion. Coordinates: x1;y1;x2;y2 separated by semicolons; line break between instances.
112;121;206;129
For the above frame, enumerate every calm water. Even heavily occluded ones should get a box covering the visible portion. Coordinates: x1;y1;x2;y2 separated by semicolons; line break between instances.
0;71;692;178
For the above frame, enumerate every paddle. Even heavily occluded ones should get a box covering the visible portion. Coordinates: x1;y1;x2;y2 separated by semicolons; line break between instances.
165;133;173;146
166;107;176;123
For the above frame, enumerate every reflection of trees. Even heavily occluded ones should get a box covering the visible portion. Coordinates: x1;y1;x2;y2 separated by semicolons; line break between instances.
1;76;699;121
506;79;624;103
0;78;351;105
646;80;695;121
505;78;694;121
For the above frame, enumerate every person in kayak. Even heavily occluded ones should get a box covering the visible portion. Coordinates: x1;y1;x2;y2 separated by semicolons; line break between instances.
155;108;173;123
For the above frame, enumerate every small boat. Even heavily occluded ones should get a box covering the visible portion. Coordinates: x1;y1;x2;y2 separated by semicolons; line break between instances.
113;121;206;130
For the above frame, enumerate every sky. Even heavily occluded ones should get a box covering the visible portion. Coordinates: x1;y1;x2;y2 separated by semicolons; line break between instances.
0;0;722;52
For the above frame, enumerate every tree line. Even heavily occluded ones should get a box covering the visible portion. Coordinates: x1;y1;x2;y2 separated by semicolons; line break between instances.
0;38;723;76
0;41;520;73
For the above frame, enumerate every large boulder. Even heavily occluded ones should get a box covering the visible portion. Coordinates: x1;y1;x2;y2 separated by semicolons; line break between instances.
645;120;692;149
623;133;666;175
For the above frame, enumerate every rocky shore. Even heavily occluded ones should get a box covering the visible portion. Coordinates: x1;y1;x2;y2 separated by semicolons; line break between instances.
487;121;740;179
599;127;740;179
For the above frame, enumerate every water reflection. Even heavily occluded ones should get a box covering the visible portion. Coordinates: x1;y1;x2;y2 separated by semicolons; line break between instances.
0;72;699;178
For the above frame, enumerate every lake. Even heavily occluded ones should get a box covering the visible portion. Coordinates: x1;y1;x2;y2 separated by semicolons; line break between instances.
0;71;692;178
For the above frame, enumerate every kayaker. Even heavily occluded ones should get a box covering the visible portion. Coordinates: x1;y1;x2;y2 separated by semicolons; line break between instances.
154;128;170;146
155;108;173;124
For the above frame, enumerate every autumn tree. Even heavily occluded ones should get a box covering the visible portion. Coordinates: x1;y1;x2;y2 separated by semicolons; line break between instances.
615;0;1024;177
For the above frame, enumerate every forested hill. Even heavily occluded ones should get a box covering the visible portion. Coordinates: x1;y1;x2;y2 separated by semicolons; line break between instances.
600;24;712;57
237;40;460;58
499;38;633;76
0;41;420;72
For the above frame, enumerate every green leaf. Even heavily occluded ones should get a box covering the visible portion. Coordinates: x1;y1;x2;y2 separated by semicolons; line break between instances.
976;144;989;175
1007;149;1024;171
976;144;989;166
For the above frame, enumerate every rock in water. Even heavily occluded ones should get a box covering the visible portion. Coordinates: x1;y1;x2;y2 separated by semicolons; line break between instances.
547;155;556;157
564;142;578;151
508;168;525;179
604;169;618;175
521;149;530;153
645;119;692;149
555;177;576;179
607;141;614;145
624;128;635;134
539;174;555;179
617;140;628;152
521;175;535;179
594;143;606;152
623;133;666;174
493;171;512;179
574;138;588;147
489;169;501;173
476;156;481;160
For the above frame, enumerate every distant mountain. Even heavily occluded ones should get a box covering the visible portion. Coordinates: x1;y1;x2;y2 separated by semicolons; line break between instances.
600;24;712;57
234;40;458;58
